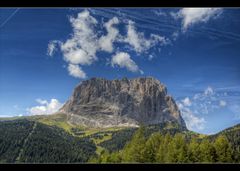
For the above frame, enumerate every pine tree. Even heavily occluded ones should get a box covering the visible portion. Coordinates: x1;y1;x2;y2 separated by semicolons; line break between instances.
108;151;122;163
165;133;187;163
156;133;172;163
187;137;201;163
214;135;233;163
143;132;163;163
199;139;216;163
122;126;147;163
174;134;188;163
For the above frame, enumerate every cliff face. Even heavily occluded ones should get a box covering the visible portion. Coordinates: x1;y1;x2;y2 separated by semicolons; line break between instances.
59;77;186;129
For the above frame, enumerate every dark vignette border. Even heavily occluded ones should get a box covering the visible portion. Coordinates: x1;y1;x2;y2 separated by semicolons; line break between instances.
0;0;240;170
0;0;240;7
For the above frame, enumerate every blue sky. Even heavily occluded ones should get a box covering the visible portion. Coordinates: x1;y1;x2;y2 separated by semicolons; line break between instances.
0;8;240;134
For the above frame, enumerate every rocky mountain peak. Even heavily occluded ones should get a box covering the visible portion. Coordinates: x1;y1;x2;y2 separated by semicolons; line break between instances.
59;77;186;129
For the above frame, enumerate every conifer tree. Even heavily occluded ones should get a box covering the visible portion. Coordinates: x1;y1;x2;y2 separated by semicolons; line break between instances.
214;135;233;163
122;126;147;163
199;139;216;163
143;132;163;163
165;133;187;163
187;137;201;163
156;133;172;163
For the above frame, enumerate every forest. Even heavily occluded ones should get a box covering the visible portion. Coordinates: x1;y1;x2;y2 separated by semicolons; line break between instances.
91;126;240;163
0;119;240;163
0;119;96;163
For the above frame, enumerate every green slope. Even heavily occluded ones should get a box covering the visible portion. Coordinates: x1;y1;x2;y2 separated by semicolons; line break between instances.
209;124;240;162
0;119;96;163
0;114;239;163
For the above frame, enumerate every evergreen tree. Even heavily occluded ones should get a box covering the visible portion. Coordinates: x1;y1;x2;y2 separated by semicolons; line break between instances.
199;139;216;163
214;135;233;163
174;134;188;163
122;126;147;163
107;151;122;163
165;133;187;163
187;137;201;163
143;132;163;163
156;133;172;163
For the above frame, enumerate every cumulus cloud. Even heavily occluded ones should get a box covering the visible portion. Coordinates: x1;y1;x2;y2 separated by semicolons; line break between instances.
178;102;206;130
60;10;98;66
182;97;192;107
175;8;222;31
27;99;63;115
124;20;167;53
67;64;87;79
111;52;142;73
99;17;120;52
48;10;168;78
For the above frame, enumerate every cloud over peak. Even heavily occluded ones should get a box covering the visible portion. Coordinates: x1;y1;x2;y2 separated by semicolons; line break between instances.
124;20;167;53
48;9;167;79
99;17;120;53
111;52;143;74
47;9;223;79
67;64;87;79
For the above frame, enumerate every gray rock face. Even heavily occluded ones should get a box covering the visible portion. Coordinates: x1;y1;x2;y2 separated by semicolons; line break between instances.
59;77;186;129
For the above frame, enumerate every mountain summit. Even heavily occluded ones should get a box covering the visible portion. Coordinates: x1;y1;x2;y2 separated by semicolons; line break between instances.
59;77;186;129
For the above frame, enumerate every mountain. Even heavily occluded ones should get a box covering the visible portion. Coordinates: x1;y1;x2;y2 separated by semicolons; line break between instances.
60;77;186;129
0;76;239;163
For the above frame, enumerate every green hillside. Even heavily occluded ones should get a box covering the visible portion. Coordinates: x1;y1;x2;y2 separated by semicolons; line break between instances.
0;115;239;163
0;119;96;163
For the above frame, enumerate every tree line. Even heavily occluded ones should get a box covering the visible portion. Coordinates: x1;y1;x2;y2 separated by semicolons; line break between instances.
91;126;239;163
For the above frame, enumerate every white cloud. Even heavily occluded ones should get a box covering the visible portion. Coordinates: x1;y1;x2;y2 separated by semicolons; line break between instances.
124;20;167;53
47;40;59;56
67;64;86;79
189;86;225;114
48;10;168;78
219;100;227;107
204;86;214;96
60;10;98;66
111;52;142;73
176;8;222;31
182;97;192;106
27;99;63;115
178;102;206;130
99;17;120;52
177;85;228;130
